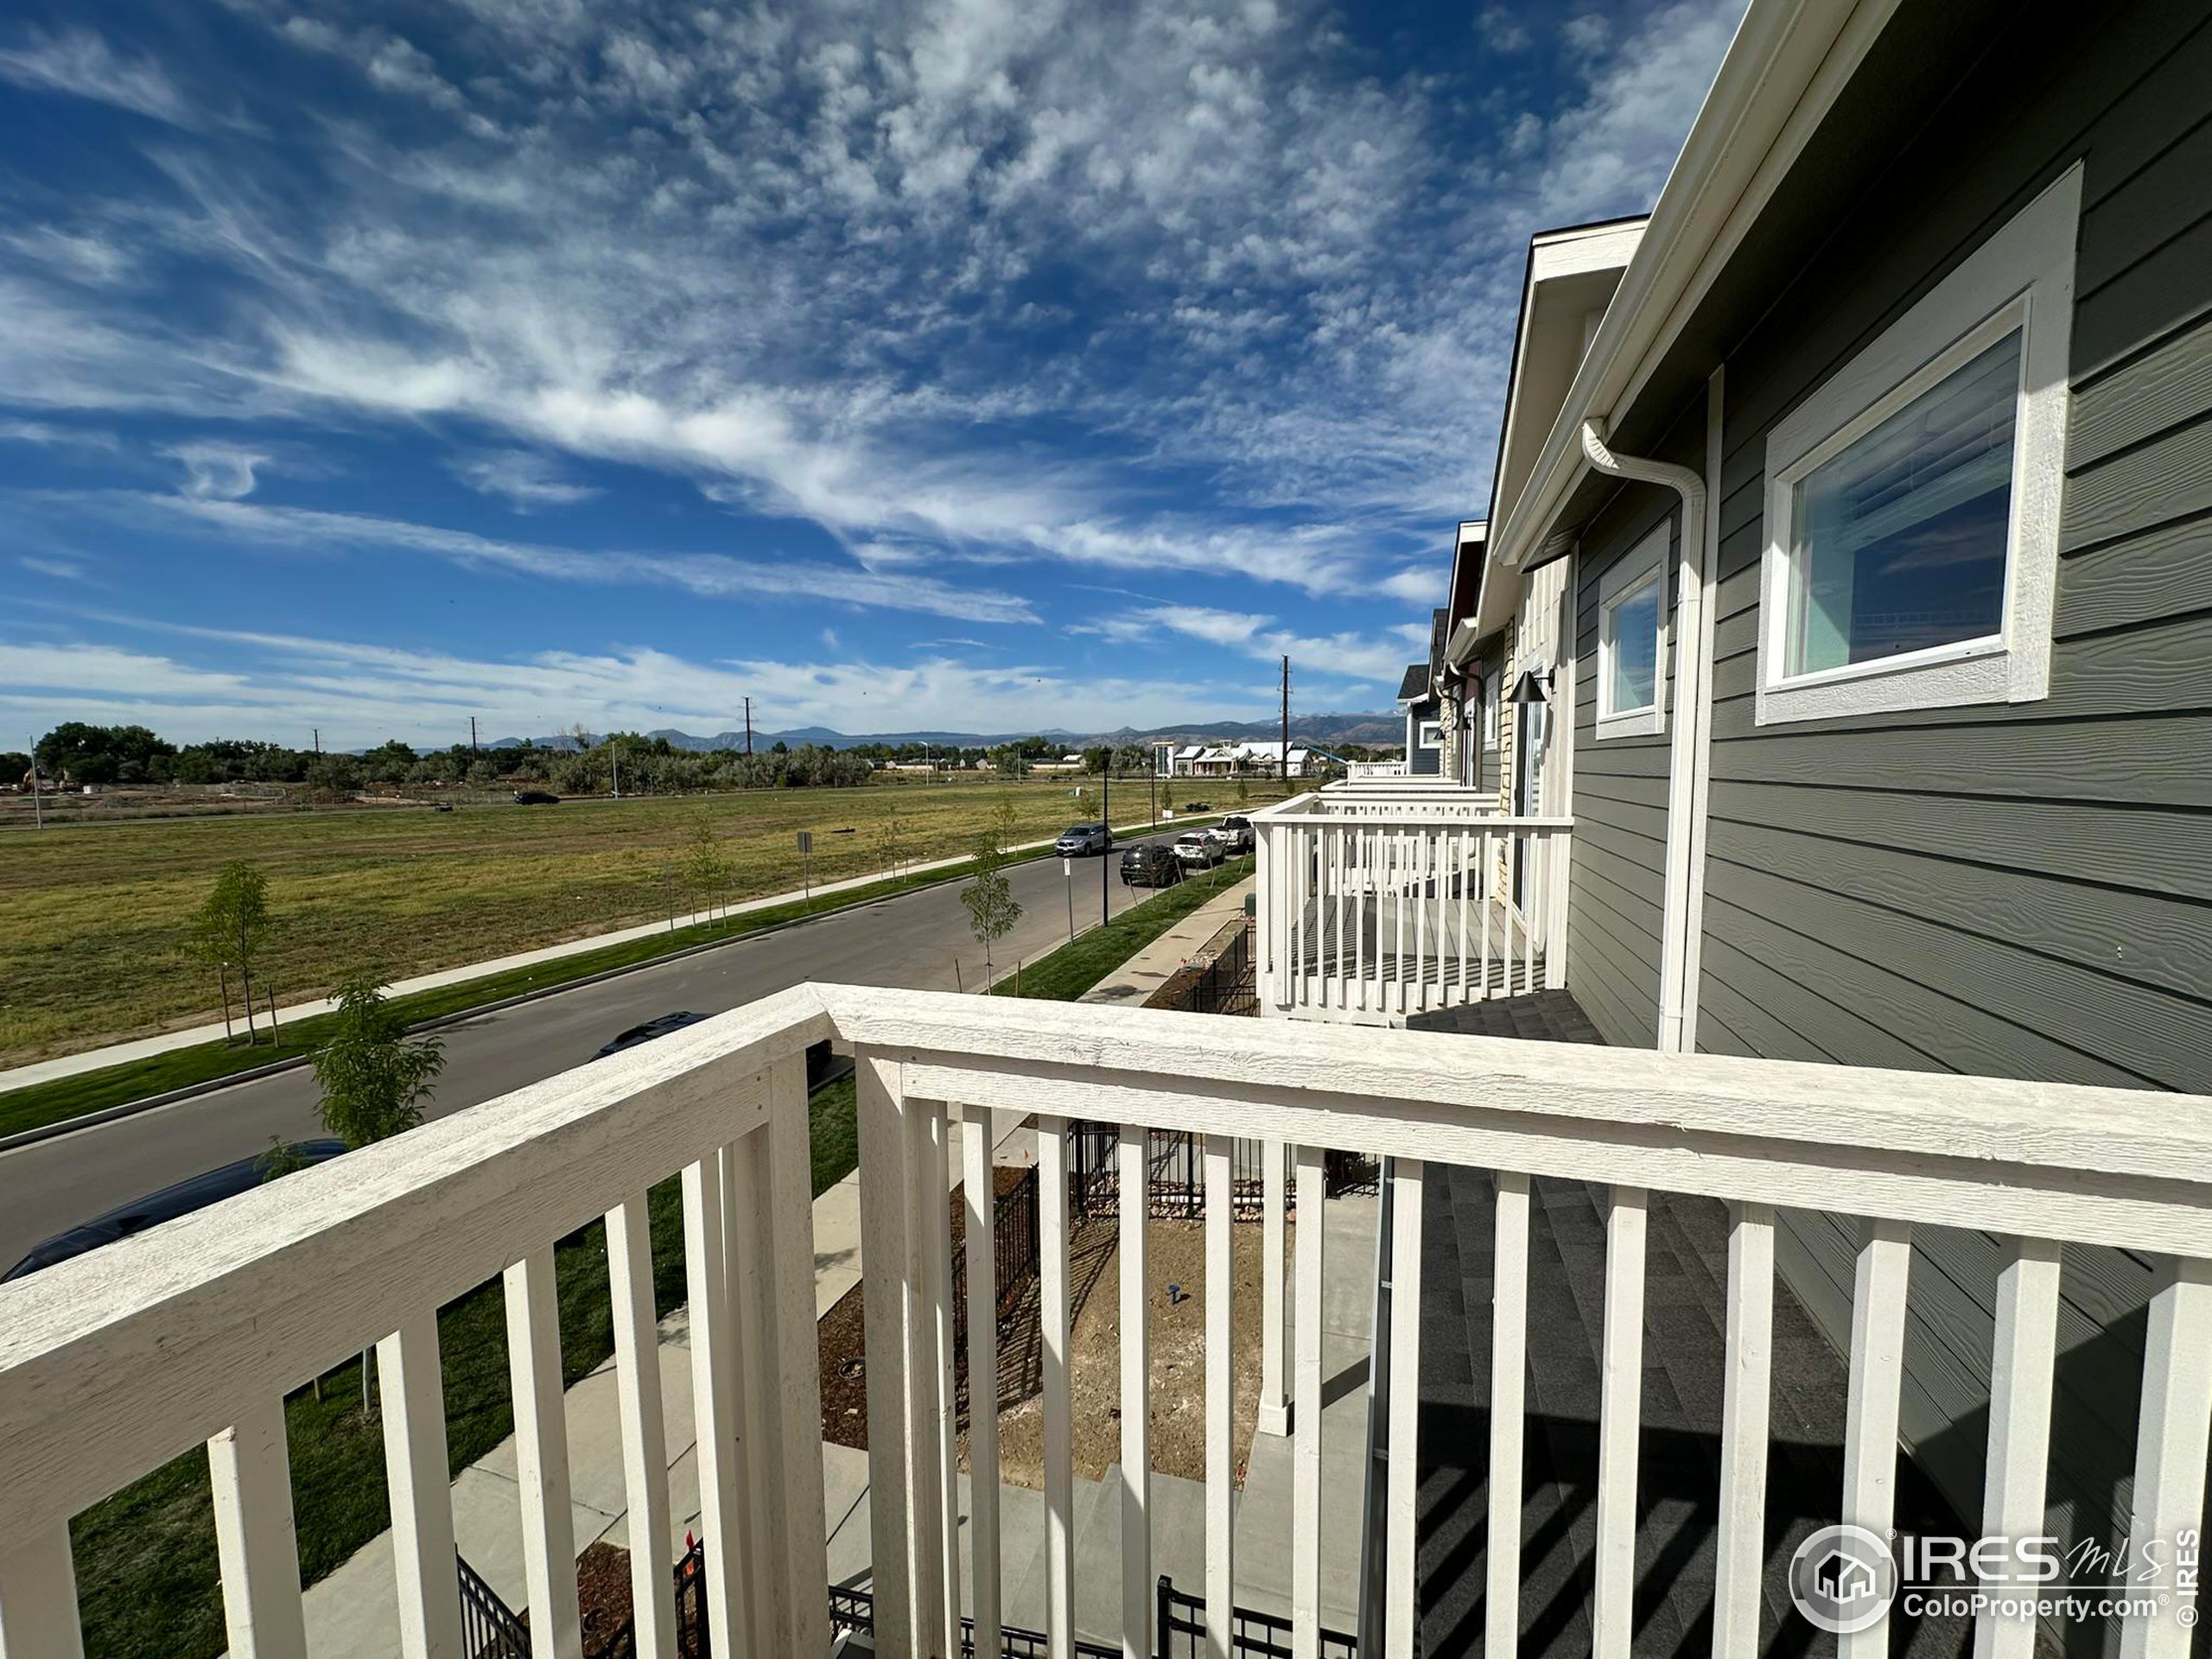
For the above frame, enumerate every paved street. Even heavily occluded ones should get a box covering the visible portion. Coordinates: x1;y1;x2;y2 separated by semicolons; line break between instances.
0;847;1183;1272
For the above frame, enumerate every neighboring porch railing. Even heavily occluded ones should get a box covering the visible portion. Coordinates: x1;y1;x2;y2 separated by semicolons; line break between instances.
3;984;2209;1659
1341;762;1408;781
1251;793;1572;1022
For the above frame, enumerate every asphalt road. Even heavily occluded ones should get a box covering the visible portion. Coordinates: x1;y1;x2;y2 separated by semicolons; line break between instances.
0;844;1206;1272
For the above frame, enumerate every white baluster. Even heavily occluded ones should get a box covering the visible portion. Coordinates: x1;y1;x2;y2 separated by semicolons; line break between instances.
2118;1256;2212;1659
1712;1203;1773;1659
1593;1187;1647;1659
1480;830;1495;1000
1487;1171;1530;1658
1039;1114;1077;1659
963;1116;1004;1659
905;1099;953;1659
1259;1140;1288;1437
1121;1123;1153;1659
0;1526;84;1659
1974;1236;2060;1659
379;1309;464;1659
1205;1135;1236;1659
504;1247;582;1658
761;1053;830;1656
1840;1217;1912;1659
1385;1160;1424;1659
725;1130;779;1659
855;1052;915;1654
607;1194;677;1659
1292;1145;1325;1659
208;1397;308;1659
683;1151;753;1659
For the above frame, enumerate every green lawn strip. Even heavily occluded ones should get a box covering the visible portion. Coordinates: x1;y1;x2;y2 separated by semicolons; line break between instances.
990;855;1253;1003
67;856;1242;1657
1;857;988;1142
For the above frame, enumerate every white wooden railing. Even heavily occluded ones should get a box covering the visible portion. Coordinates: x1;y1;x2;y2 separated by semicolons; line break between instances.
1342;761;1409;781
3;987;2210;1659
1252;793;1570;1022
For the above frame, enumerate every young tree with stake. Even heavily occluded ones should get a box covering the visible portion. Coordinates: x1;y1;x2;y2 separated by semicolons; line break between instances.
187;861;273;1045
961;804;1024;983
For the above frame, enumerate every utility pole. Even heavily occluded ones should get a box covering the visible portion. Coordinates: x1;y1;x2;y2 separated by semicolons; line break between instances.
610;742;620;799
743;696;753;756
1101;762;1111;927
469;716;479;756
25;734;41;830
312;728;321;757
1281;654;1291;785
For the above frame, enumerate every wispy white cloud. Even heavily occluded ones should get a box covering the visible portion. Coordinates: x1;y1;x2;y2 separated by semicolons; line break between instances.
165;442;268;500
21;490;1039;625
0;29;194;126
450;450;601;512
0;620;1275;748
1092;603;1412;685
18;556;90;582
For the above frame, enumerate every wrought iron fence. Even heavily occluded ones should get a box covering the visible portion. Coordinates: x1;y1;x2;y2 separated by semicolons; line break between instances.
1176;921;1255;1016
1065;1120;1370;1221
457;1552;528;1659
1155;1574;1361;1658
950;1162;1043;1338
595;1535;709;1659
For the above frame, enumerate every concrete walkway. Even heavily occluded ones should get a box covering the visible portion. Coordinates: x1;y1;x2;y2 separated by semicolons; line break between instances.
0;811;1211;1096
1078;878;1252;1009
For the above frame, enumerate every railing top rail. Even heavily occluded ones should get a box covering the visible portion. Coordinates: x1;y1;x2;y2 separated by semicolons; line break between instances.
1257;807;1572;828
817;983;2212;1257
0;983;830;1530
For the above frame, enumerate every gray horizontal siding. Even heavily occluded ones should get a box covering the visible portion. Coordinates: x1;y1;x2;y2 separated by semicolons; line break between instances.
1676;0;2212;1560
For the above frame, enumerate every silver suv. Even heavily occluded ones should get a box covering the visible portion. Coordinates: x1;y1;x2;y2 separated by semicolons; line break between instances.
1054;821;1112;856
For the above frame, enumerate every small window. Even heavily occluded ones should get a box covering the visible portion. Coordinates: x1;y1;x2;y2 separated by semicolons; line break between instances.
1758;165;2079;725
1596;523;1668;740
1417;720;1442;749
1479;671;1498;749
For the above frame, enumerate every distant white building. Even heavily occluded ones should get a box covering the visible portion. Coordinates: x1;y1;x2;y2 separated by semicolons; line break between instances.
1173;741;1312;779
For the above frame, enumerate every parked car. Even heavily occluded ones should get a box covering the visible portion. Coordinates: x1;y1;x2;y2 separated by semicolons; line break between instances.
594;1010;708;1058
512;788;560;805
1214;815;1255;854
1120;842;1184;887
3;1141;348;1282
1172;830;1224;868
1054;821;1113;857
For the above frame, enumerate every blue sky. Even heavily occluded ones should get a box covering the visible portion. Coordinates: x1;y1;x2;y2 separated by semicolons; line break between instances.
0;0;1742;747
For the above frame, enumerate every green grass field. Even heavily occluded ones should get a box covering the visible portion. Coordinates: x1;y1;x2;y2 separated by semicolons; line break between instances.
64;855;1253;1659
1;778;1285;1065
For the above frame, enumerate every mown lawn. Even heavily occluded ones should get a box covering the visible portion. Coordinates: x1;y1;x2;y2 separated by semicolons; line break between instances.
2;779;1289;1065
67;856;1249;1658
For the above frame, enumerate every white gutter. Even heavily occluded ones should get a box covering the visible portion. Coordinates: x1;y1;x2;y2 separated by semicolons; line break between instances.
1491;0;1903;575
1578;416;1717;1057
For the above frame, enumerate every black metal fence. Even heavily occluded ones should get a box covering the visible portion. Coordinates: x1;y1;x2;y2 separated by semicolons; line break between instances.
827;1577;1357;1658
1156;1575;1360;1658
594;1535;709;1659
457;1552;529;1659
1175;921;1255;1016
1066;1123;1374;1222
950;1163;1043;1338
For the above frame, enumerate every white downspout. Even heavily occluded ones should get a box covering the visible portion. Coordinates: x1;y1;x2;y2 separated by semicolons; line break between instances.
1579;413;1717;1056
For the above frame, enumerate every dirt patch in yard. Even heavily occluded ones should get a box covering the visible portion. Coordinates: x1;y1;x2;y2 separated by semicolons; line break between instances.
817;1192;1283;1493
986;1214;1281;1490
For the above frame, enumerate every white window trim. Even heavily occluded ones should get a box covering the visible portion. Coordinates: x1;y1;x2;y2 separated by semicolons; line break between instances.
1416;719;1443;749
1755;163;2080;727
1595;521;1669;741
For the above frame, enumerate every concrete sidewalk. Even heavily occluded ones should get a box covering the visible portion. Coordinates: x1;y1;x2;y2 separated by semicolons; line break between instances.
1078;878;1252;1009
1;811;1217;1097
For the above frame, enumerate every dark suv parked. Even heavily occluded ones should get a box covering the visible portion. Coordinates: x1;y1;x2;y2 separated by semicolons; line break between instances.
1120;841;1184;887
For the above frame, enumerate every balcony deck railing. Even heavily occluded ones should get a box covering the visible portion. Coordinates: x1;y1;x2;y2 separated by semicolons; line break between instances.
1340;762;1408;782
1252;792;1570;1022
3;985;2209;1659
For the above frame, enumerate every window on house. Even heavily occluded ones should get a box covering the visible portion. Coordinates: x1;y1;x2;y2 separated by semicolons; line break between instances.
1480;672;1498;749
1596;522;1667;740
1417;720;1442;749
1758;165;2079;725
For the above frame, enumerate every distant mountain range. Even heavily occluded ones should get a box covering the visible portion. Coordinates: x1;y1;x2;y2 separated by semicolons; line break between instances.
487;712;1401;752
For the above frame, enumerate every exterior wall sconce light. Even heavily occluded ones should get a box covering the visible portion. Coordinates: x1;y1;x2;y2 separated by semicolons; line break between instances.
1508;666;1554;706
